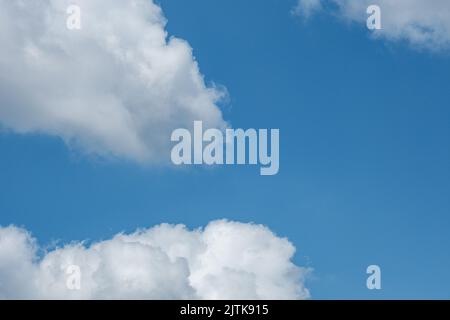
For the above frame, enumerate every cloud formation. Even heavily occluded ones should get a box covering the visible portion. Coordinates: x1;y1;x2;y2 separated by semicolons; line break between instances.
0;220;310;299
0;0;226;163
293;0;450;51
291;0;322;19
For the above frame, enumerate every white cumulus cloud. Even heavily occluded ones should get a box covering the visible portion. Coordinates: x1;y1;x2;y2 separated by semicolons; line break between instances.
0;220;311;299
293;0;450;51
0;0;226;163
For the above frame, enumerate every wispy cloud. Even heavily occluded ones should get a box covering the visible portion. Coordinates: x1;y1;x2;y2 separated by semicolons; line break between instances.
293;0;450;51
291;0;323;19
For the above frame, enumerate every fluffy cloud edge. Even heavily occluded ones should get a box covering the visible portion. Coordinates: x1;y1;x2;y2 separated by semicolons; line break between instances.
0;0;227;165
0;220;311;300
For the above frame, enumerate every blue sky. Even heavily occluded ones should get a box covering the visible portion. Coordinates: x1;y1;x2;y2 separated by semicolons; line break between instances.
1;0;450;299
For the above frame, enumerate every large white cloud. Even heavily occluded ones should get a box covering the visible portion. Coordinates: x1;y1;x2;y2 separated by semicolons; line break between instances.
0;220;310;299
293;0;450;51
0;0;226;163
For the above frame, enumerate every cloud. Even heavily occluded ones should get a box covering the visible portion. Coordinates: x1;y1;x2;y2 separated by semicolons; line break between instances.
291;0;323;19
0;220;311;299
0;0;226;164
293;0;450;51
